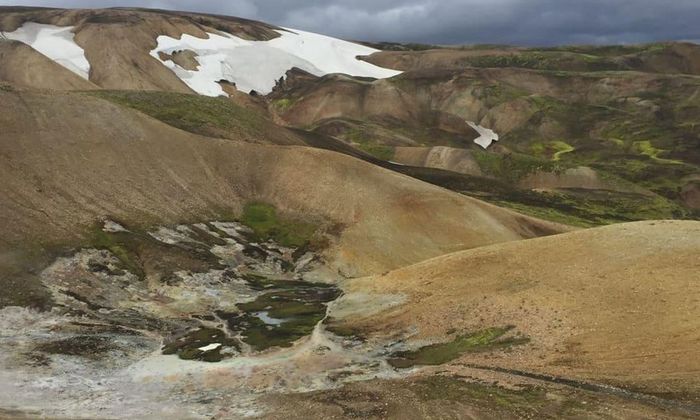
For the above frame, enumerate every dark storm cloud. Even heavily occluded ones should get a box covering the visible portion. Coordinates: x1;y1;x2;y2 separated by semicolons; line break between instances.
1;0;699;46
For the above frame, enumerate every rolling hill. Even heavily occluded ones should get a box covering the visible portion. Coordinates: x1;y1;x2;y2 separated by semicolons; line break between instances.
0;6;698;420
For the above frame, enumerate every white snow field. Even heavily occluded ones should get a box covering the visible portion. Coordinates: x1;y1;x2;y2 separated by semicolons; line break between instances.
150;27;402;96
2;22;90;79
467;121;500;149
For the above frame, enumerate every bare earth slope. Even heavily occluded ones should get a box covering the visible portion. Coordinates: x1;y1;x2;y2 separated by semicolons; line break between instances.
0;39;98;90
0;87;564;277
342;220;700;401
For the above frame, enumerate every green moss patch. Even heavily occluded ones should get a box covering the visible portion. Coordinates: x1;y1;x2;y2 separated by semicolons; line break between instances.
86;90;270;139
345;127;396;160
473;149;560;182
218;279;341;351
388;326;529;368
356;143;394;160
273;98;294;111
634;140;683;165
240;202;317;248
87;223;223;281
414;376;546;408
461;51;623;72
89;228;144;278
551;141;575;161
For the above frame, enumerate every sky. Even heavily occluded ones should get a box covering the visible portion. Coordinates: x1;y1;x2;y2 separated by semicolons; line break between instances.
1;0;700;46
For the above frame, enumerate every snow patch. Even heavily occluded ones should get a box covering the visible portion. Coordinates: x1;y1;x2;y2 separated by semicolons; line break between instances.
102;219;128;233
148;226;200;245
2;22;90;79
197;343;222;352
150;27;401;96
468;121;500;149
254;311;285;326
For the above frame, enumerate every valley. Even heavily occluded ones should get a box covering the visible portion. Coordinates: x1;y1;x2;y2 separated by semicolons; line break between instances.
0;6;698;419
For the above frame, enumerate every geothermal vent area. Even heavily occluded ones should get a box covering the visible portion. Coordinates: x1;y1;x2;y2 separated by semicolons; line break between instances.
0;5;699;420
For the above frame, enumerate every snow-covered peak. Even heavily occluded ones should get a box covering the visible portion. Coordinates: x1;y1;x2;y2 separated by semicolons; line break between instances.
150;27;402;96
2;22;90;79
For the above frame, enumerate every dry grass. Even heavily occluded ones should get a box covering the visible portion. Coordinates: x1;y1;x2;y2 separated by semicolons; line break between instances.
343;220;700;399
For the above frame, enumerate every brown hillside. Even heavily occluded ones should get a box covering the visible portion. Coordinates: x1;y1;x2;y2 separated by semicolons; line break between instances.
342;220;700;400
0;39;98;90
0;88;566;277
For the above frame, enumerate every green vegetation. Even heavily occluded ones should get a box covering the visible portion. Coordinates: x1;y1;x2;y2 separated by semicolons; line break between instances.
410;376;601;417
494;190;684;227
462;51;623;72
476;83;529;108
345;127;395;160
361;41;443;51
456;43;672;72
529;140;575;161
89;227;144;278
551;141;575;161
238;287;339;319
241;273;314;291
357;143;394;160
87;222;228;282
415;376;546;409
273;98;294;111
634;140;683;164
396;161;689;226
220;278;341;351
240;202;317;248
538;43;666;57
388;326;529;368
473;149;560;182
86;90;270;140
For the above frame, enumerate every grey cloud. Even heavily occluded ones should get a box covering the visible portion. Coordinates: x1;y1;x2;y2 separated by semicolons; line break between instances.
1;0;700;46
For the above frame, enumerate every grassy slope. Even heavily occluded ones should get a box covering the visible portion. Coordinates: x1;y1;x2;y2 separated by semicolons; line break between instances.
390;73;700;223
240;202;317;248
86;90;302;145
89;87;697;227
260;46;699;225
